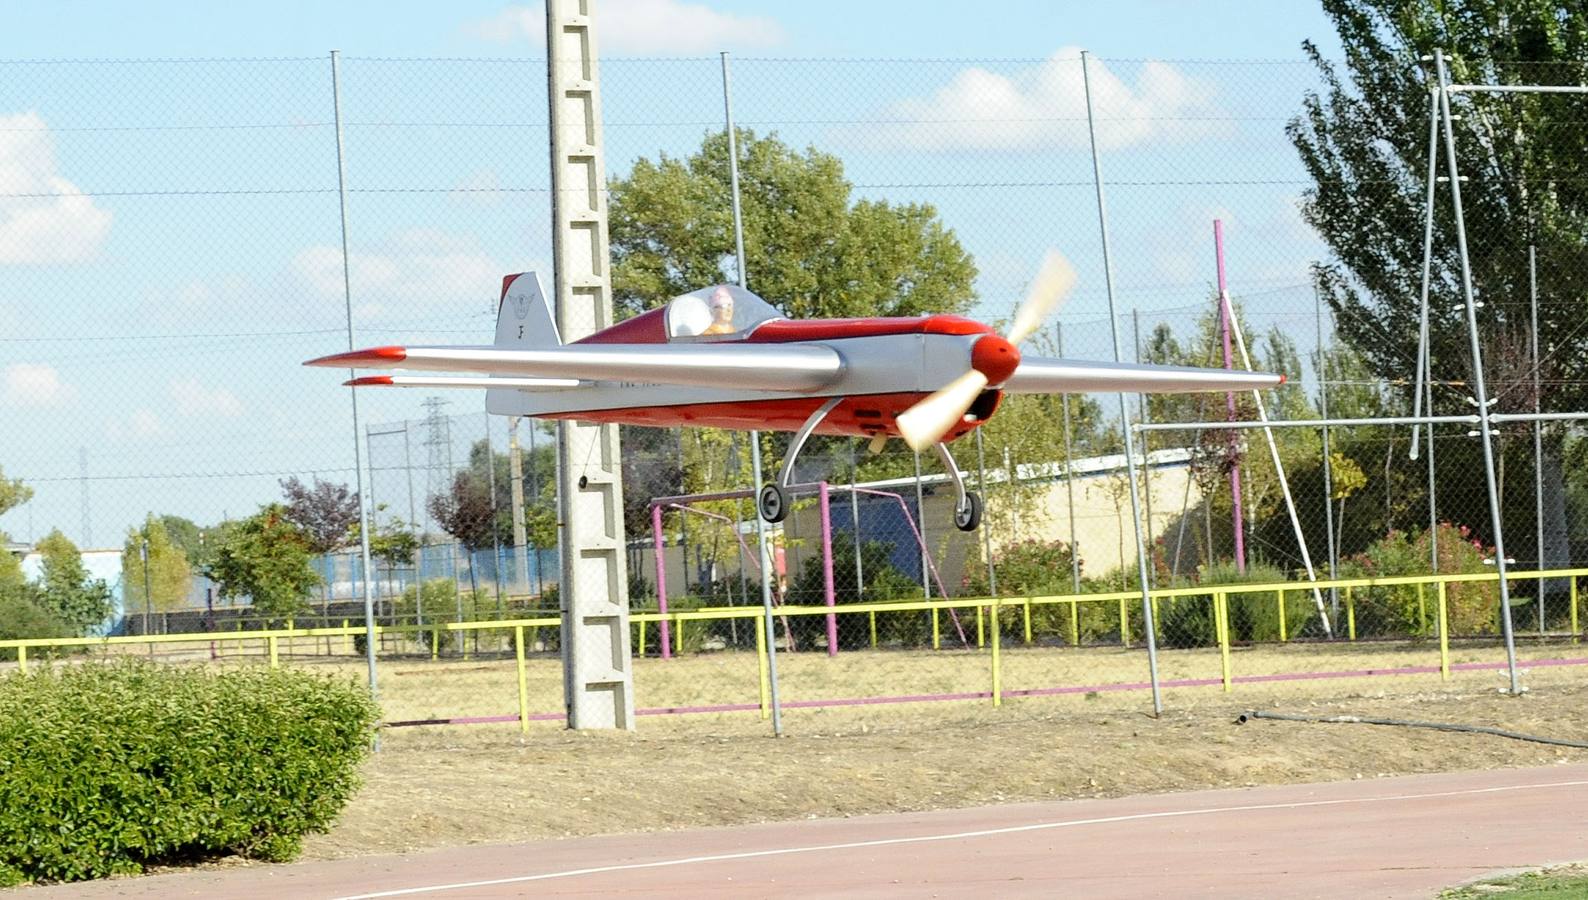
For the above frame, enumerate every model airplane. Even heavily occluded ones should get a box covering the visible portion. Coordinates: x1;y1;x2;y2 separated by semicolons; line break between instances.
307;252;1282;532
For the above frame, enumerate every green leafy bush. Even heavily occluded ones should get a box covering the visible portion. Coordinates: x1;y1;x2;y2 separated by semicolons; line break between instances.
787;540;924;649
0;661;378;885
966;539;1098;645
1339;523;1495;637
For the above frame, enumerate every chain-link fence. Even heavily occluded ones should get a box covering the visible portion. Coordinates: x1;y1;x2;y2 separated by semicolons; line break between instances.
3;53;1586;738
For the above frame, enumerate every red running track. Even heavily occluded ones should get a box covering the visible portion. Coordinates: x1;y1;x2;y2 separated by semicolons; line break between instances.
21;764;1588;899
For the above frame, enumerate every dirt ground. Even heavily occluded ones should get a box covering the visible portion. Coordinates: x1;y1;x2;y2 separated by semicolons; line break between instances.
302;676;1588;862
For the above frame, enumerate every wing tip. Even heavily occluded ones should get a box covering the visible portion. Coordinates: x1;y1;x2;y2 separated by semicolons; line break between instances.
344;375;395;387
305;346;408;367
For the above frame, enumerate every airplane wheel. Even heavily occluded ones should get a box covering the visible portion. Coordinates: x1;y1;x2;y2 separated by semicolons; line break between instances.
758;483;789;524
954;491;982;532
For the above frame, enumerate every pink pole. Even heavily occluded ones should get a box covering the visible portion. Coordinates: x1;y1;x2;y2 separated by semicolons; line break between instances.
651;503;671;659
1215;220;1246;574
819;481;838;657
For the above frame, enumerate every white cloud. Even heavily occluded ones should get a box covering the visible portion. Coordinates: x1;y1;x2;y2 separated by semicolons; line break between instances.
292;228;505;324
1;362;75;407
864;50;1227;153
0;111;111;264
464;0;784;54
106;408;164;441
169;378;243;418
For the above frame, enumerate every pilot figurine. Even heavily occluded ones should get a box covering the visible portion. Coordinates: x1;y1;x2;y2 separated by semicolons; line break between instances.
701;286;736;335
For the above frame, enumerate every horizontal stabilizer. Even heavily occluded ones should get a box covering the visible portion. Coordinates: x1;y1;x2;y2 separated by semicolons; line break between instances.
1003;357;1283;395
345;374;581;390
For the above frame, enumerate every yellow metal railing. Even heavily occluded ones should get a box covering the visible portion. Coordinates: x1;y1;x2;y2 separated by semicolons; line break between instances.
3;566;1583;728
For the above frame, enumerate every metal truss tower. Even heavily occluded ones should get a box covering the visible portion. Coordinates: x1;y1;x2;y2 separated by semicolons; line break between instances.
546;0;634;729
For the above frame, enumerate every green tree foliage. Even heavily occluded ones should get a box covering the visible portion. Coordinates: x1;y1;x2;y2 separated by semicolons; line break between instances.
0;550;65;650
121;516;192;613
785;539;921;649
33;530;112;636
0;466;31;519
1290;0;1588;562
207;505;318;620
610;129;977;320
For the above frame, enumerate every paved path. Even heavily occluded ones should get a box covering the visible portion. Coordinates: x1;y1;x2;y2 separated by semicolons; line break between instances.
25;764;1588;898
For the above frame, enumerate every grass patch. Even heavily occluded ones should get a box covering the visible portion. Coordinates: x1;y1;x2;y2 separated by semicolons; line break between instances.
1442;864;1588;897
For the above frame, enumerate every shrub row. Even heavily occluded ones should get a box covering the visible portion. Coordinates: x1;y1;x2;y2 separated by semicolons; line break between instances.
0;661;378;886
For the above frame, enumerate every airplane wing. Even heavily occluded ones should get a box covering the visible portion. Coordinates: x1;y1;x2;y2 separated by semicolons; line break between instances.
1002;357;1283;394
306;343;844;393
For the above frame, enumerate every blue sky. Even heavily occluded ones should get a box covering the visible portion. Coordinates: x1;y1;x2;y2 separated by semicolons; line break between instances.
0;2;1348;549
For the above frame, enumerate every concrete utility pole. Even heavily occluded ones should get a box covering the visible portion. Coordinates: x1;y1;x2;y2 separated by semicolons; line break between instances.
546;0;634;729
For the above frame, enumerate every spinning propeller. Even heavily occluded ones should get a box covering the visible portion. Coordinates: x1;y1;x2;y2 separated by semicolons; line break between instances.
895;250;1077;451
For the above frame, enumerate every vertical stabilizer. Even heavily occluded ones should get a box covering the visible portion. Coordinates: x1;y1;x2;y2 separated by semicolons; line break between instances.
494;272;560;349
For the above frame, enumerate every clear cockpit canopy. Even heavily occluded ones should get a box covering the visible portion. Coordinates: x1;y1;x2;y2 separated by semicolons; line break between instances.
665;284;783;341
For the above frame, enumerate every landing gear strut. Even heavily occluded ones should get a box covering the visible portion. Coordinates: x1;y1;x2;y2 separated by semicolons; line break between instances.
758;397;842;524
932;441;981;532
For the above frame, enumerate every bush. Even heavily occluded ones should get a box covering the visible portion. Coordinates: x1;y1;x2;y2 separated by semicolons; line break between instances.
1145;560;1302;648
0;584;71;660
967;540;1095;645
787;540;924;649
0;661;378;885
1339;523;1496;638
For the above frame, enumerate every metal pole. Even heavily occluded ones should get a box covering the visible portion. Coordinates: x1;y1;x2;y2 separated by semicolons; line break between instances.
1531;244;1544;633
849;439;864;599
723;49;780;735
1057;323;1082;594
1434;49;1521;693
1134;308;1154;551
140;537;153;656
1083;50;1161;712
1316;288;1338;620
1411;87;1440;459
975;427;996;596
330;49;381;720
484;415;505;613
913;450;930;600
1215;220;1245;573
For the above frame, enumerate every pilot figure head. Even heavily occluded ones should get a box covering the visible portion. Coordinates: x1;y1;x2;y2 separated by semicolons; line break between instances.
703;286;735;335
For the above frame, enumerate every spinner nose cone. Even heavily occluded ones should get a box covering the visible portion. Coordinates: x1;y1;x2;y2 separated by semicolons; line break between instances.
970;333;1020;386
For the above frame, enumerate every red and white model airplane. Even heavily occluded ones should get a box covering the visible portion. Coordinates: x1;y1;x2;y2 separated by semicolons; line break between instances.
307;253;1281;531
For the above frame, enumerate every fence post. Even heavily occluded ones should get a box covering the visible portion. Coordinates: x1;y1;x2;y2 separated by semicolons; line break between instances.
1023;598;1032;645
515;626;530;733
674;615;684;656
638;617;647;658
1437;580;1450;680
1119;596;1130;648
1277;589;1288;643
268;635;279;669
932;607;941;650
16;645;25;674
1345;586;1356;642
342;619;352;655
990;600;1002;707
431;624;439;661
869;610;877;649
755;615;771;720
1216;592;1232;692
976;604;985;649
1068;601;1080;647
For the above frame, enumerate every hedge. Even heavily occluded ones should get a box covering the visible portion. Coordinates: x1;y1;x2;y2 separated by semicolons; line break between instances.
0;661;379;885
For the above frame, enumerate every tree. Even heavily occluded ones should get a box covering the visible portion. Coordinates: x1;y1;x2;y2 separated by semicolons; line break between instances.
279;477;359;555
0;466;31;519
610;129;978;321
121;516;192;613
207;505;318;620
1290;0;1588;562
34;530;112;635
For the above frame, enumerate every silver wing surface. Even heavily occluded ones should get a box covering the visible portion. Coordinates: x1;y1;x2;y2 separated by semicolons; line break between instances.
1003;357;1283;394
306;343;844;393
